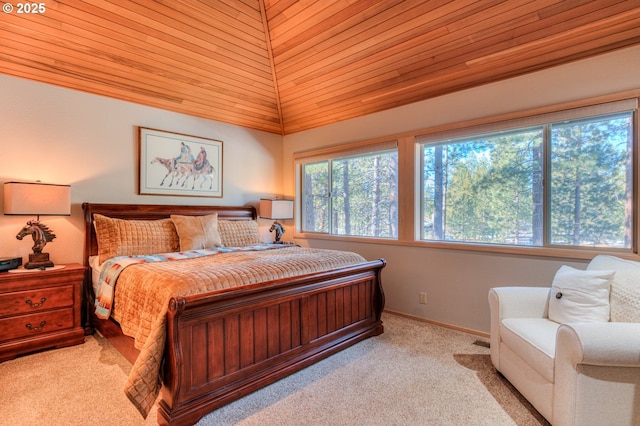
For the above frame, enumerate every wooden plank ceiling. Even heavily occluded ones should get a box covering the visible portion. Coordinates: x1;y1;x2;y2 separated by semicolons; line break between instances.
1;0;639;135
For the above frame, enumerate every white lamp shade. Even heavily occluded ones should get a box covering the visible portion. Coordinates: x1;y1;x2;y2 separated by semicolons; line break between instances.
3;182;71;216
259;199;293;220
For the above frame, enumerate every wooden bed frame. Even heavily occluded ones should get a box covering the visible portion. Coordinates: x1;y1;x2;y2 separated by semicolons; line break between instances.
82;203;386;426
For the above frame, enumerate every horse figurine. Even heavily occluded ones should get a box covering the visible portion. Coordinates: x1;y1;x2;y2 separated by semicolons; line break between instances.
269;221;286;243
16;220;56;254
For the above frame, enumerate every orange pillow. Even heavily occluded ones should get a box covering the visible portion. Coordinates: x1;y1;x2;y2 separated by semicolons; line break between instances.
94;214;180;263
218;220;263;247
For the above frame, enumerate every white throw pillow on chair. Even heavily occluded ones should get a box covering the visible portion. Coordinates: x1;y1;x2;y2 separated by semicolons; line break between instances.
548;265;614;324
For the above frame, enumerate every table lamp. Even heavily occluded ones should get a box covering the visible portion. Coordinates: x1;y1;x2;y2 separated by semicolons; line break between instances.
3;181;71;269
259;198;294;243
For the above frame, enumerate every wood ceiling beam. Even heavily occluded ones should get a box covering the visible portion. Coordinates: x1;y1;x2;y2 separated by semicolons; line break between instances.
259;0;284;135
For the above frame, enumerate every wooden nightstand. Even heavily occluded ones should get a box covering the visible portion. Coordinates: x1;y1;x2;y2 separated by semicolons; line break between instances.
0;263;86;362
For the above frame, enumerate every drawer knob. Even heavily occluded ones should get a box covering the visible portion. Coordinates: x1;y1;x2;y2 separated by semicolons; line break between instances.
25;297;46;308
25;321;47;332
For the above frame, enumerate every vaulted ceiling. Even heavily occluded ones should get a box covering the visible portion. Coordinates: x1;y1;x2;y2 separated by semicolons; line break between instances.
1;1;639;135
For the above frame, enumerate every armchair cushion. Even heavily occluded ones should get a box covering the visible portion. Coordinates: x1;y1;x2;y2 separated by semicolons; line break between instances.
548;265;614;324
501;318;559;382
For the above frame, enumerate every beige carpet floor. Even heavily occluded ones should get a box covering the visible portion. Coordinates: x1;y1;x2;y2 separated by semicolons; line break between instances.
0;313;548;426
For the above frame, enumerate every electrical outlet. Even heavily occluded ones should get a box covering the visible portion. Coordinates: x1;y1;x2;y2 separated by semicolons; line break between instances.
419;292;427;304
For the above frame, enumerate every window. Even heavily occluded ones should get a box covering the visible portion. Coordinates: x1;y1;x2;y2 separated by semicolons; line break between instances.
297;142;398;238
418;100;636;250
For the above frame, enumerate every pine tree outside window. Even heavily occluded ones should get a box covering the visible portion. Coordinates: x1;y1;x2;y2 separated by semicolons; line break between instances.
297;141;398;239
418;100;636;250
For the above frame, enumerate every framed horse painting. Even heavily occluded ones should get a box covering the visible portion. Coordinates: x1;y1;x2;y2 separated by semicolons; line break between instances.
138;127;223;197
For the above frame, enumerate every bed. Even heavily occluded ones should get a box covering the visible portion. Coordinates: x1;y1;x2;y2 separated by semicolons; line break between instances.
82;203;386;426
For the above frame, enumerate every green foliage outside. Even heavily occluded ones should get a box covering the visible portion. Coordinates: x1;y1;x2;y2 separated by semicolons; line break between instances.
422;113;633;248
302;150;398;237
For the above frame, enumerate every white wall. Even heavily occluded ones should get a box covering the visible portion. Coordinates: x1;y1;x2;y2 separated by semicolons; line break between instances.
0;75;284;265
283;45;640;333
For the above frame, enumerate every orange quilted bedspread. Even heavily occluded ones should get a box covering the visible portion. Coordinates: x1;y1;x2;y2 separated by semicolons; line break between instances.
106;246;366;417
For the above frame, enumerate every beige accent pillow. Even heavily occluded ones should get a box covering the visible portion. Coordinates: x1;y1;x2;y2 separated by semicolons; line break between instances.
170;214;222;250
218;220;263;247
94;214;180;263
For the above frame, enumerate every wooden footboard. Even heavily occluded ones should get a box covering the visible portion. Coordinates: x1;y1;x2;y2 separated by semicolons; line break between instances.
160;259;385;426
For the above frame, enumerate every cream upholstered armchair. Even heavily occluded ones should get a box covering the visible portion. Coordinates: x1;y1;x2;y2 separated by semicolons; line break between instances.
489;255;640;426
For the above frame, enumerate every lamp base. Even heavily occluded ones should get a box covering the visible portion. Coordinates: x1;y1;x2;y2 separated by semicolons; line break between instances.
24;252;54;270
269;221;286;243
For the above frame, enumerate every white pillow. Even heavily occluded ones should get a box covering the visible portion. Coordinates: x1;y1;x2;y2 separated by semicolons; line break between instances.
548;265;614;324
588;255;640;322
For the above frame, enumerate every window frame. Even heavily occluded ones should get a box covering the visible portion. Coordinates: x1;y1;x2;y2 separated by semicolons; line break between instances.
416;99;638;255
294;139;399;240
293;91;640;261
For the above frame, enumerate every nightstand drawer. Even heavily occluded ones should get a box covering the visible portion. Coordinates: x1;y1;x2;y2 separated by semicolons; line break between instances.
0;308;74;342
0;285;74;317
0;264;85;361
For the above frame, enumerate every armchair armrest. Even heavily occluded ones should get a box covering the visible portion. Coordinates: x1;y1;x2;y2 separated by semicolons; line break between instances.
554;322;640;426
556;322;640;367
488;286;550;370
